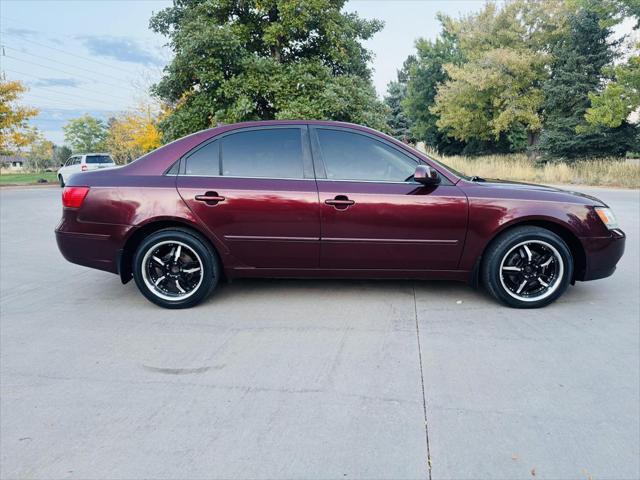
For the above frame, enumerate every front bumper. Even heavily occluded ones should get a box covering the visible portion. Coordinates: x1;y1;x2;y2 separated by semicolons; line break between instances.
577;229;626;281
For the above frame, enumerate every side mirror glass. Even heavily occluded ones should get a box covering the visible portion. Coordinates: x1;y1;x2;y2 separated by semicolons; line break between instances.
414;165;440;185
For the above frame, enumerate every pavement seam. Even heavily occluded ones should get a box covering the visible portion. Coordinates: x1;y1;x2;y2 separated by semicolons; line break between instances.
413;283;433;480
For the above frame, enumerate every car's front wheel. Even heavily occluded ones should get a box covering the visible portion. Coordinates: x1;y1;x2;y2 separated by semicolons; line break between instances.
132;228;220;308
481;226;573;308
58;175;65;187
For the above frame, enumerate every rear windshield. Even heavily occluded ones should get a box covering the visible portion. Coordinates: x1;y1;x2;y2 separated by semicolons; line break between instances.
86;155;113;164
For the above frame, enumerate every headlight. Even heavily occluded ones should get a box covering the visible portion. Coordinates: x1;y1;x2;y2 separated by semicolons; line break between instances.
595;207;619;230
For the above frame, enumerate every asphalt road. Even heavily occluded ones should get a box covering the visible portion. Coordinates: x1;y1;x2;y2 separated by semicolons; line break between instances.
1;185;638;480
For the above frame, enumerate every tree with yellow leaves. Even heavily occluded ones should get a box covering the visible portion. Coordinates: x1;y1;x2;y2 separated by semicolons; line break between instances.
21;127;54;171
0;80;38;155
106;105;163;164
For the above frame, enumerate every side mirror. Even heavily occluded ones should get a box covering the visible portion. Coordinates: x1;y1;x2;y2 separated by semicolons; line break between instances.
414;165;440;185
60;163;64;167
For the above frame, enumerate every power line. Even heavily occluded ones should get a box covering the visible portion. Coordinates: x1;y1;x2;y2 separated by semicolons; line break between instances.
6;84;125;111
4;68;137;104
23;92;113;109
26;85;128;108
0;16;157;76
2;54;142;93
15;92;104;110
30;118;83;124
2;44;140;88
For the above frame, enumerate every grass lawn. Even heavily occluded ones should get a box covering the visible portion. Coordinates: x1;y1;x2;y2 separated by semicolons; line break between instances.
0;172;59;186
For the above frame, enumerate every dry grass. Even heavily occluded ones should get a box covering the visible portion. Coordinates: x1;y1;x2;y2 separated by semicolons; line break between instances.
420;150;640;189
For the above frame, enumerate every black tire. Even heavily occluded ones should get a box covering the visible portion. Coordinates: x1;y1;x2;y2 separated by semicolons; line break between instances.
481;226;573;308
59;175;65;187
132;228;220;309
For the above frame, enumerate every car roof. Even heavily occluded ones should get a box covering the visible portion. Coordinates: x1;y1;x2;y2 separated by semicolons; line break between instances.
116;119;461;185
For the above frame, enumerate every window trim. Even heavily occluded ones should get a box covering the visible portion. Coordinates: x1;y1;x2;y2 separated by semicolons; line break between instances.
309;126;452;186
175;125;313;180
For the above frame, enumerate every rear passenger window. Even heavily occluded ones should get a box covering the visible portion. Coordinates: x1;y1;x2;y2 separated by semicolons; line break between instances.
221;129;303;179
185;140;219;175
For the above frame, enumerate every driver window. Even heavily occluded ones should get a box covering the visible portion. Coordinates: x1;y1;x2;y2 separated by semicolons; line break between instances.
316;129;416;182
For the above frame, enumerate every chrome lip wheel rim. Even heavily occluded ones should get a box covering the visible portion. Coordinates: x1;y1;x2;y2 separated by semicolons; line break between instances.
499;240;564;302
141;240;204;302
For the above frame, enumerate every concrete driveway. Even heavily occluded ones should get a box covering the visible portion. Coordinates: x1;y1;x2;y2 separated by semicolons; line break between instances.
1;186;638;480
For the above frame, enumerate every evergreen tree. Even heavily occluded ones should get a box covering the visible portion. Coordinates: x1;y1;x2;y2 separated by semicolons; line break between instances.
384;81;411;142
537;5;636;159
384;57;415;142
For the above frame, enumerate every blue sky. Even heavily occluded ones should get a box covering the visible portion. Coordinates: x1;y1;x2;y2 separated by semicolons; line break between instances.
0;0;633;145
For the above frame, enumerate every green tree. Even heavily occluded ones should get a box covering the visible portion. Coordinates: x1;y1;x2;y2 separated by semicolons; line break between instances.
403;27;466;154
63;114;108;153
430;1;568;154
384;57;415;142
20;128;54;171
433;48;546;149
150;0;387;141
53;145;73;166
579;0;640;28
585;50;640;128
537;5;636;159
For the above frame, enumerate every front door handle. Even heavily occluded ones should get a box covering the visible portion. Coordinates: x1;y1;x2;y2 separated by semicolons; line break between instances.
325;195;355;210
195;191;226;206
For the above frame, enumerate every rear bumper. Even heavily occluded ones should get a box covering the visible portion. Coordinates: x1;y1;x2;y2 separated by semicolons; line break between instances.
577;229;626;281
55;210;131;275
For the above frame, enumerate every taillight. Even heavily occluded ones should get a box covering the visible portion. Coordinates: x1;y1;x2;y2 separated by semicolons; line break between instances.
62;186;90;208
81;164;88;171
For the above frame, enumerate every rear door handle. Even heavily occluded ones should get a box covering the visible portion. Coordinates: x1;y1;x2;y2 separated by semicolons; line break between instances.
325;195;355;210
195;191;226;206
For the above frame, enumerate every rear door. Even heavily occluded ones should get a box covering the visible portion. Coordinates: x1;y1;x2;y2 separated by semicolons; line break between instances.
311;126;468;271
66;156;82;176
176;126;321;269
60;156;74;176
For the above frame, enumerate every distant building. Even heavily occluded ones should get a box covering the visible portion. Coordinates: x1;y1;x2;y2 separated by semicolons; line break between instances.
0;156;27;170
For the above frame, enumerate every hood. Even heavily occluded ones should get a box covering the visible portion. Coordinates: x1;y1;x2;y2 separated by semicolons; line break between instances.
464;178;607;206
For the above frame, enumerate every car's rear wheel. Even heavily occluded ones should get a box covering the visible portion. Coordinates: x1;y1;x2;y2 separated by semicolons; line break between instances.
58;175;65;187
132;229;220;308
481;226;573;308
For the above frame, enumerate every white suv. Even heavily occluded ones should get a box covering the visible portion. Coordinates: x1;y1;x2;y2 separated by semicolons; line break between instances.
57;153;116;187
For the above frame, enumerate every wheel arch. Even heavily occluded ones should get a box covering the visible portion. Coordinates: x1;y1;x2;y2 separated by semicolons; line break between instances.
118;218;224;284
471;218;586;286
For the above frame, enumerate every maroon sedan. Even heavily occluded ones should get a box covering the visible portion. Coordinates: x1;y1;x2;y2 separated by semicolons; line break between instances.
56;121;625;309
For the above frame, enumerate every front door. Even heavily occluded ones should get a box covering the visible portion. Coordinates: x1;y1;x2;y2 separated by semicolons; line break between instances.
177;126;320;269
311;127;468;271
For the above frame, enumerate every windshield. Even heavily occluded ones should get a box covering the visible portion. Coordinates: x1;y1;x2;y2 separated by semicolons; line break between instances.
401;143;471;181
425;154;471;180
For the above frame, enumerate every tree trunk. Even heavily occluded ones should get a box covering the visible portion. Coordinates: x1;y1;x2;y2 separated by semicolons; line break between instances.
527;131;540;161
